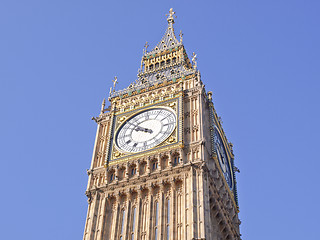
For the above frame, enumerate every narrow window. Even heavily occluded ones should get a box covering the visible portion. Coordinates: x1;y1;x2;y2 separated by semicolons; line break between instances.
152;162;158;170
161;61;165;67
131;168;136;176
110;173;114;182
154;201;159;240
172;57;176;63
120;209;126;239
166;59;171;65
155;63;159;69
131;207;136;240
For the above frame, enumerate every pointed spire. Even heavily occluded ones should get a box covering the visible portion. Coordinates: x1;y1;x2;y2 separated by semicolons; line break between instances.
147;8;181;54
100;98;106;114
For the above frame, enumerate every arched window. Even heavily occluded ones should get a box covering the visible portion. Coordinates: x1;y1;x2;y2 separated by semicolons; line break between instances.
152;161;158;171
110;173;115;182
131;167;136;176
149;64;154;71
155;63;159;69
161;61;165;67
166;59;171;65
172;57;176;63
174;155;180;165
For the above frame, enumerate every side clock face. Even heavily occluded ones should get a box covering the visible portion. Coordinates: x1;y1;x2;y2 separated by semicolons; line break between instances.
115;108;176;153
214;128;233;189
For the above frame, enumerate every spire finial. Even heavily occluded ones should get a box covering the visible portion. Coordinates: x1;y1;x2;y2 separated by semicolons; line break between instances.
112;76;118;90
143;41;149;54
100;98;106;113
192;52;197;69
166;8;176;24
179;30;183;43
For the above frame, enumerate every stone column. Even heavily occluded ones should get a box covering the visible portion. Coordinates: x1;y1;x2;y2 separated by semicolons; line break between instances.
146;185;153;240
125;162;129;180
190;168;197;239
146;157;151;175
136;188;142;240
122;192;130;240
169;180;175;240
159;182;165;240
157;154;162;171
86;191;99;240
115;165;119;183
198;168;206;239
110;194;120;239
136;160;140;177
83;203;91;240
179;148;184;165
169;151;173;169
96;194;107;240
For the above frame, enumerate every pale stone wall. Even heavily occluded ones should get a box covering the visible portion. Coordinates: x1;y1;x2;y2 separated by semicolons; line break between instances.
83;44;240;240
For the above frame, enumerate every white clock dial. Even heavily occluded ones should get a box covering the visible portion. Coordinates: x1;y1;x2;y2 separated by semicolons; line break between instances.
116;108;176;153
214;128;233;189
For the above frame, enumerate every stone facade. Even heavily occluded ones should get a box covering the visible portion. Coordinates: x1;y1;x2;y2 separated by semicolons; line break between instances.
83;9;241;240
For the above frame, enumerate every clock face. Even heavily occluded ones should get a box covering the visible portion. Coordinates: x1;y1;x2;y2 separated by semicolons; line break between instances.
214;128;233;189
115;108;176;153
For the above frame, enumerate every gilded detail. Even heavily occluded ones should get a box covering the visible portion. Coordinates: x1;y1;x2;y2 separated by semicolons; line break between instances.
83;8;240;240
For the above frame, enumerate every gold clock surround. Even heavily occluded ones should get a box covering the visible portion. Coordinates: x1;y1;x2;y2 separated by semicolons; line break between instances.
109;96;182;166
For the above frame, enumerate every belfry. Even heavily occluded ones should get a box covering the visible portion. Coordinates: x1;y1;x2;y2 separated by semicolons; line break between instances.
83;9;241;240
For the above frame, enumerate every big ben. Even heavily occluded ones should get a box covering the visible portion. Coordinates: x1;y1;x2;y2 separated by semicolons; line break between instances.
83;8;241;240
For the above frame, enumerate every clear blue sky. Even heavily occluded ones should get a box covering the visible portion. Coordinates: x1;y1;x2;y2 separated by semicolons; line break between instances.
1;1;319;239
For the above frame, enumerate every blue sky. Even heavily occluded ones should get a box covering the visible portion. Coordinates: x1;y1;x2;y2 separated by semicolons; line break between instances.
1;1;319;239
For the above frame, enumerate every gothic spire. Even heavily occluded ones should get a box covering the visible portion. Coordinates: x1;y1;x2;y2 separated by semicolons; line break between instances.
148;8;181;54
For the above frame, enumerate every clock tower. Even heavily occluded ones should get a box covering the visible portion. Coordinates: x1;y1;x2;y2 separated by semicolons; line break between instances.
83;9;241;240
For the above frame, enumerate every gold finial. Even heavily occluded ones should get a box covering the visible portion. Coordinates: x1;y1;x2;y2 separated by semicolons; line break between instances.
112;76;118;90
166;8;176;23
208;91;213;100
179;30;183;43
143;41;149;54
169;8;175;18
192;52;197;69
144;41;149;50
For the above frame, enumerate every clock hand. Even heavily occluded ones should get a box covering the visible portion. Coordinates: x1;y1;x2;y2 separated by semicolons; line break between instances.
134;126;153;134
126;121;153;133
